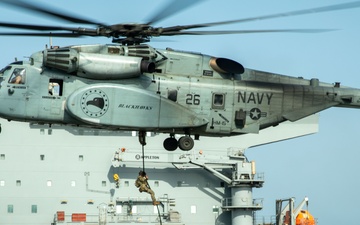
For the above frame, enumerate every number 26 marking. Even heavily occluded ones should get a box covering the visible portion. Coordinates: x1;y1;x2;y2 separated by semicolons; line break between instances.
186;94;200;105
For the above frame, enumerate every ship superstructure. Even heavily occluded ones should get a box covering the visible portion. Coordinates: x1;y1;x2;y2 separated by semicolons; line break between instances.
0;115;317;225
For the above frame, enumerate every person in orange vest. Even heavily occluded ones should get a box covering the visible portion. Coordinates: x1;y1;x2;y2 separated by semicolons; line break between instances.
113;174;120;188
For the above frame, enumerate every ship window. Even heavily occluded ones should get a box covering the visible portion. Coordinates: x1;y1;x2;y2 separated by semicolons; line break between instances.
31;205;38;213
0;154;4;160
0;180;5;186
116;205;122;214
8;68;26;84
47;180;52;187
212;93;225;109
124;181;129;187
154;181;159;187
79;155;84;161
212;206;219;213
40;154;45;161
16;180;21;186
132;206;137;214
191;205;197;214
48;79;63;96
7;205;14;213
102;181;106;187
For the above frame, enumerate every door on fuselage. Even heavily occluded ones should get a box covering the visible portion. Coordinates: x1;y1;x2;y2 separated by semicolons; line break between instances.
38;78;65;121
208;91;234;134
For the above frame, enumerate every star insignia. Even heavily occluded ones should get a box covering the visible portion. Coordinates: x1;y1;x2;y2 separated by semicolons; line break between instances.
249;108;261;120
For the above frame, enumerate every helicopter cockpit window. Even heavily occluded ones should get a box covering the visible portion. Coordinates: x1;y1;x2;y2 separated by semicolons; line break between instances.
48;79;63;96
0;65;11;75
8;68;26;84
0;67;9;87
212;93;225;109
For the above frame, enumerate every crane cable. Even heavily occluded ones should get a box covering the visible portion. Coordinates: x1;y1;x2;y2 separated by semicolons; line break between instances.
306;200;310;224
140;135;162;225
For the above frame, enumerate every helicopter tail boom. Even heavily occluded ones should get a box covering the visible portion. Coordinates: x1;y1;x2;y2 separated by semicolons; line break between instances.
334;87;360;109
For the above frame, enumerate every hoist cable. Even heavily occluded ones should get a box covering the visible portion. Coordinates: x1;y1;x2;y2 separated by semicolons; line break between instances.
142;144;145;173
140;137;162;225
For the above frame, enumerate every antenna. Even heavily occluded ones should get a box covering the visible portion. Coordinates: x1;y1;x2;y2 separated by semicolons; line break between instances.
49;33;53;49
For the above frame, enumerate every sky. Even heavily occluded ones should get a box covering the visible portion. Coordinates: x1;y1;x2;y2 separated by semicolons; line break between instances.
1;0;360;224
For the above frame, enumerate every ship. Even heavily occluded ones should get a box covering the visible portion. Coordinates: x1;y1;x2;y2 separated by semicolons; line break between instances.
0;115;318;225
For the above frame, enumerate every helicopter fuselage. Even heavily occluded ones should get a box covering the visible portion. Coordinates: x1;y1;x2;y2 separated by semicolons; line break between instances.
0;44;359;150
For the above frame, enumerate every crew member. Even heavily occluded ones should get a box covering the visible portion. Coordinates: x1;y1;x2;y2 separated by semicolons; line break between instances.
113;173;120;188
135;171;159;205
10;69;25;84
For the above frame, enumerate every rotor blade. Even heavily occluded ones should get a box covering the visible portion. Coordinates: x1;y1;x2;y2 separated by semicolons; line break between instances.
0;32;85;37
161;29;337;36
145;0;204;25
0;22;100;36
161;1;360;31
0;0;104;26
0;22;76;31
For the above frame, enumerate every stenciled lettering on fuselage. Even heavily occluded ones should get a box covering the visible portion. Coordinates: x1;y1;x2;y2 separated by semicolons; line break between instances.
118;104;153;110
237;91;273;105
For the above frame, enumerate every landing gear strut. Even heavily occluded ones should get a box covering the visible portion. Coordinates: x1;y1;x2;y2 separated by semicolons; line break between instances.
138;131;146;146
163;135;194;151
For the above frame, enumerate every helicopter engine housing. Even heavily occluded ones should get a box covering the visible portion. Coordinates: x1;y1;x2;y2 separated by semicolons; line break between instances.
209;57;244;74
43;48;155;79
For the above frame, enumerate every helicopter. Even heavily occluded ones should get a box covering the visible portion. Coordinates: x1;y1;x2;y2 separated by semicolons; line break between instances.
0;0;360;151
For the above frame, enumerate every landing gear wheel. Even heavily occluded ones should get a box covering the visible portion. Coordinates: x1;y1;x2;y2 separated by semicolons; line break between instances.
163;137;178;151
178;136;194;151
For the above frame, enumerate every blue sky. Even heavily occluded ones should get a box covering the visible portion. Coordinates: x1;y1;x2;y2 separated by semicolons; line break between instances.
1;0;360;224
